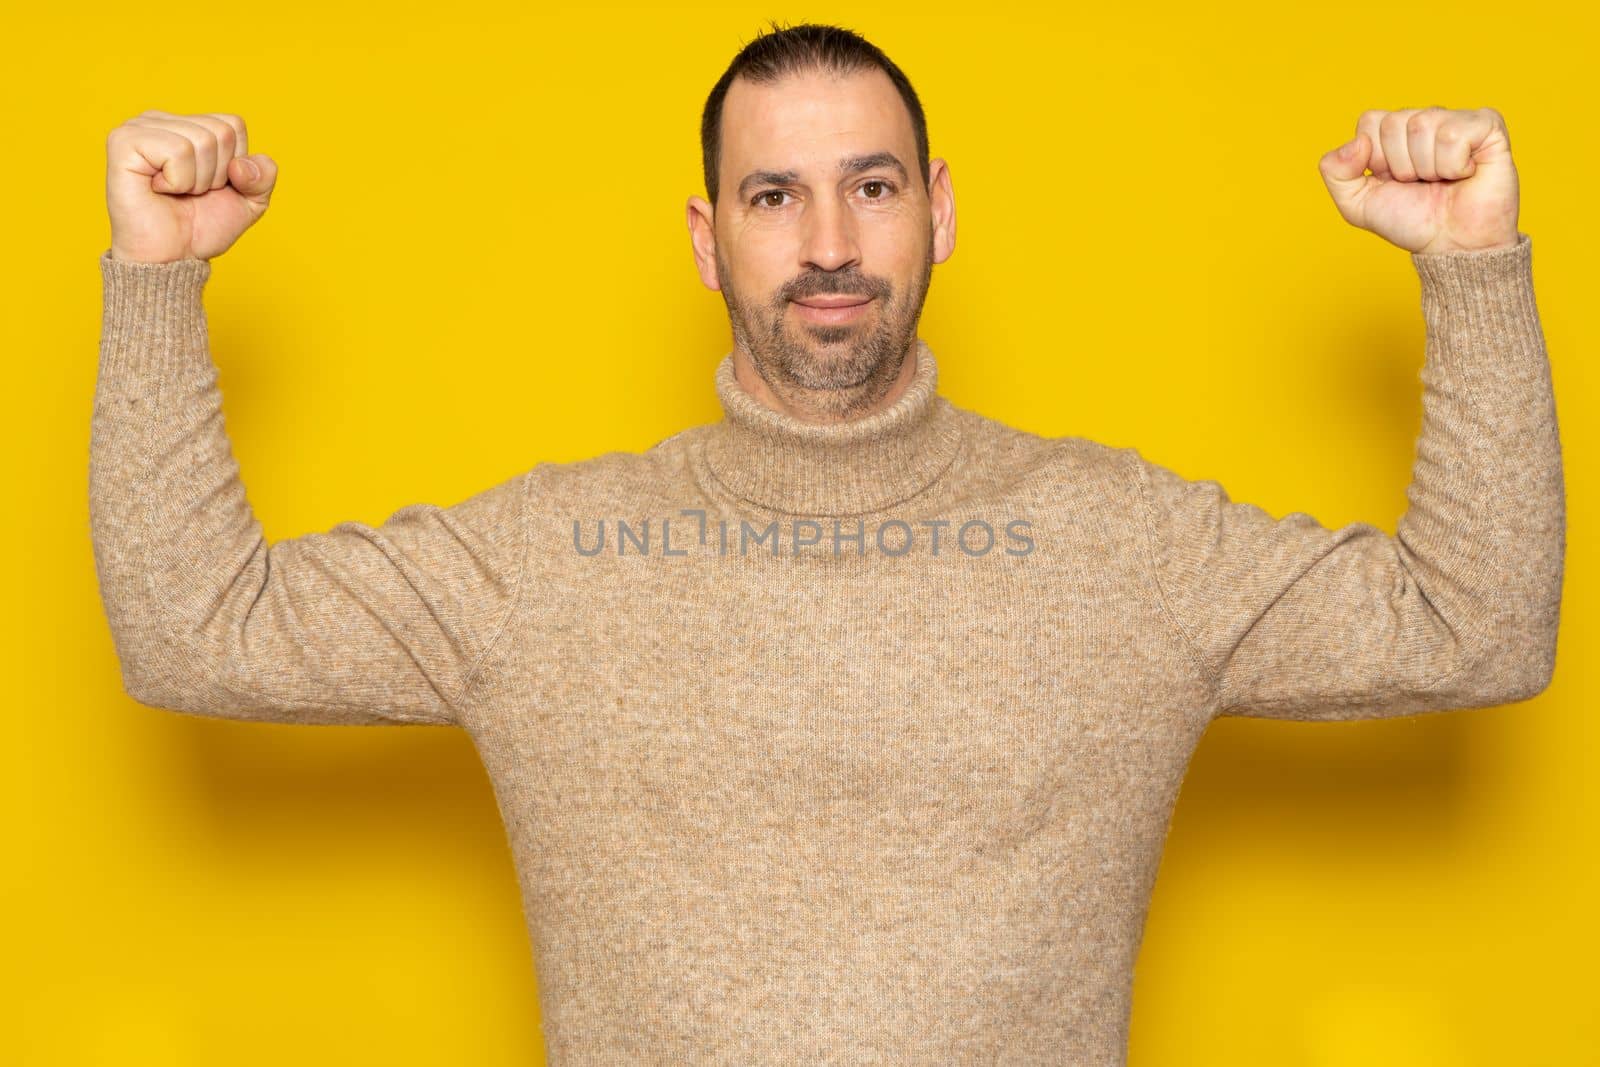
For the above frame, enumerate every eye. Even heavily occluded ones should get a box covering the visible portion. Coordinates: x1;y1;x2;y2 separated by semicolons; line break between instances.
752;190;792;209
861;179;894;199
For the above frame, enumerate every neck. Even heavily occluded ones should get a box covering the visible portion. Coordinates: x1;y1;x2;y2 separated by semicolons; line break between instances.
704;337;966;516
730;342;921;424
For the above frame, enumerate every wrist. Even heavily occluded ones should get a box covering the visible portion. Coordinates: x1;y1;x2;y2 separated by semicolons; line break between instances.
1418;232;1521;256
108;244;202;265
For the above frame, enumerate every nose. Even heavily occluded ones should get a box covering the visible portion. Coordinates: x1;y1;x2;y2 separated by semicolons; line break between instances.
798;191;861;274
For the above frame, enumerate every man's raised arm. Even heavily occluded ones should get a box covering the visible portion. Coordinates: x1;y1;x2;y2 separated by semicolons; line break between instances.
1129;107;1564;721
89;111;530;727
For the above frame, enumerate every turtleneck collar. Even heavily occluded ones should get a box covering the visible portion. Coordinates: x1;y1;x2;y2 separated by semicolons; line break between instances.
703;338;966;517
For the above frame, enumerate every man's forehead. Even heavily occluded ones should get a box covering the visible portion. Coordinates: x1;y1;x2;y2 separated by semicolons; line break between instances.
719;67;915;164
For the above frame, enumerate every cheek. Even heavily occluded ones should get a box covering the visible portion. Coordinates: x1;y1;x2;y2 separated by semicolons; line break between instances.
725;235;796;294
861;222;927;281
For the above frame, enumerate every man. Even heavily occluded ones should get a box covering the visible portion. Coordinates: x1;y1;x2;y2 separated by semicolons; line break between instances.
90;21;1563;1065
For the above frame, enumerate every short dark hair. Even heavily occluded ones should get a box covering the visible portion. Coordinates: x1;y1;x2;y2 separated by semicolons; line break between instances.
700;21;930;208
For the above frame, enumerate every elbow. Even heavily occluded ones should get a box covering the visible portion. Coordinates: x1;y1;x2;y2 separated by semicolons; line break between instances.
1464;639;1558;706
1505;648;1557;703
118;658;187;712
1455;577;1564;706
115;649;218;715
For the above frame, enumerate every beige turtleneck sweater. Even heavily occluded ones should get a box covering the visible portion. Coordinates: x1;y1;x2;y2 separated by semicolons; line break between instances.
88;234;1564;1064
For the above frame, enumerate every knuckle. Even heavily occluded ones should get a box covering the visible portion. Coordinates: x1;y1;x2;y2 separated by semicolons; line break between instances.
1406;113;1428;136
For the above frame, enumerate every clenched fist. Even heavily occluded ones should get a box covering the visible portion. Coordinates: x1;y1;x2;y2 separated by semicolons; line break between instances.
105;110;278;264
1318;107;1519;255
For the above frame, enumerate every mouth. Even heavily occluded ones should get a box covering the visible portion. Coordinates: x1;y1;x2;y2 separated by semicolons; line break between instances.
791;295;874;325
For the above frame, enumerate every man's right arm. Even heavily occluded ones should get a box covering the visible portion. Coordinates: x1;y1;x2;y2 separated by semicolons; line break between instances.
91;111;530;728
89;251;531;727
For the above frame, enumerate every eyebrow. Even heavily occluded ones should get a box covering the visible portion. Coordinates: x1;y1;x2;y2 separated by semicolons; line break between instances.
735;151;910;202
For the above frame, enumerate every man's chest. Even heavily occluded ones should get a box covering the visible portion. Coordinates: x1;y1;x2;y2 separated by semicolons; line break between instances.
468;529;1212;841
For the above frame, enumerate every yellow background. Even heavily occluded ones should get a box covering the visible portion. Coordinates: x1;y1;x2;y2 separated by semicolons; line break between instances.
7;1;1594;1063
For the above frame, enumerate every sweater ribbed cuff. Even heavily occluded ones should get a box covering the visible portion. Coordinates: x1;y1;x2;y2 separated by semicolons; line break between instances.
98;248;213;380
1409;232;1539;359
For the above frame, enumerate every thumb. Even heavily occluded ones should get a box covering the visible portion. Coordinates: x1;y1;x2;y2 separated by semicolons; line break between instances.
228;153;278;208
1318;132;1373;218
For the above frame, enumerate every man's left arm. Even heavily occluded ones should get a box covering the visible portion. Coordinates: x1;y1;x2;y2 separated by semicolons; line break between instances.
1131;107;1565;721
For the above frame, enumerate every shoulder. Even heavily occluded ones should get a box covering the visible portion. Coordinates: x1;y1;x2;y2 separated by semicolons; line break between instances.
520;423;712;509
949;402;1138;499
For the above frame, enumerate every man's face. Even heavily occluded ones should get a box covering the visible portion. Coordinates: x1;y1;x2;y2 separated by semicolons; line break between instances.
688;66;955;412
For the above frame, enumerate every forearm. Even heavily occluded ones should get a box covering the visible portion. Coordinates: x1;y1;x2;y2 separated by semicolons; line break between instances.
88;250;267;708
1396;232;1564;699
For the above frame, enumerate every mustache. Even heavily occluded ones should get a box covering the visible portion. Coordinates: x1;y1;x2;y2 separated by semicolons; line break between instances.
780;269;892;304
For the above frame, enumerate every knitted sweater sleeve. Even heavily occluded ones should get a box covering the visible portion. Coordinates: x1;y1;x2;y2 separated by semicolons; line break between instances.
1131;233;1565;721
88;251;530;727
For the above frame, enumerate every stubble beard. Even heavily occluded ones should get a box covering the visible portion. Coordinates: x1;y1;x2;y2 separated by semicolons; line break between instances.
717;241;935;422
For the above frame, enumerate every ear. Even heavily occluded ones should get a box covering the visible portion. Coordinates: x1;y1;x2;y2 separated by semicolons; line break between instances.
928;158;956;264
686;195;722;291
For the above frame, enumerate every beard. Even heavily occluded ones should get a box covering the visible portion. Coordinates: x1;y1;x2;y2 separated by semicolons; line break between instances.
715;234;935;419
